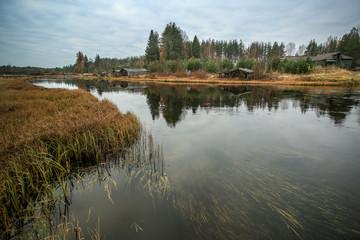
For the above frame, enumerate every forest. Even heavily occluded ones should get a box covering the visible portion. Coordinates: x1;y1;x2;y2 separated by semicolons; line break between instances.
1;23;359;75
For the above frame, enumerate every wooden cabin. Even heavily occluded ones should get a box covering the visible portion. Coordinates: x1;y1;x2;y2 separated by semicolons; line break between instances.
219;68;254;79
285;52;353;69
113;68;149;77
311;52;352;69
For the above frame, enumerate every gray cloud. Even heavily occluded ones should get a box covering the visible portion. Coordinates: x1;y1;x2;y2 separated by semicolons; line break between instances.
0;0;359;67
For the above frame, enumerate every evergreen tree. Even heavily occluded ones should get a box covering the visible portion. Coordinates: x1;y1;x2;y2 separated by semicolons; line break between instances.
338;27;360;68
94;54;100;69
145;30;160;62
306;39;318;56
160;22;184;60
192;35;201;58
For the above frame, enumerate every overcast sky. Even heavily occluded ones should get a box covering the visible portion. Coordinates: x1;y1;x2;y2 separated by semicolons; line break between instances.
0;0;359;68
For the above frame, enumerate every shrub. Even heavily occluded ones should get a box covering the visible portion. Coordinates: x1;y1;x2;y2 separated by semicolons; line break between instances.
186;58;202;71
268;57;281;72
205;60;219;73
236;58;255;70
220;59;234;71
253;59;266;79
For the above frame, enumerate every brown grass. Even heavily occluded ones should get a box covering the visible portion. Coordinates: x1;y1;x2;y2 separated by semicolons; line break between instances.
0;77;139;160
0;76;141;234
190;70;208;79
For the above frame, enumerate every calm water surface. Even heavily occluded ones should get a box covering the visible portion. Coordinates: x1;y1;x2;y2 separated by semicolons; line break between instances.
31;79;360;239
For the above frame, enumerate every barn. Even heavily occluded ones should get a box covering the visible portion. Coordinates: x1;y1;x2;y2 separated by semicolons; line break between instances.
113;68;149;77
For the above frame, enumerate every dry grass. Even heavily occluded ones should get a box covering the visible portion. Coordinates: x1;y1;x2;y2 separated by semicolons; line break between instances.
0;76;141;234
93;67;360;86
0;77;139;159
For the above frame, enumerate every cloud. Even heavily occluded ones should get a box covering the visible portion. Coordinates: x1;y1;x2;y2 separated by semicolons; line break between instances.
0;0;359;67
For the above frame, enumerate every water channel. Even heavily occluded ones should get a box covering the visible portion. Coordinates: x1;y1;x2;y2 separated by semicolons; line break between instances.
30;78;360;239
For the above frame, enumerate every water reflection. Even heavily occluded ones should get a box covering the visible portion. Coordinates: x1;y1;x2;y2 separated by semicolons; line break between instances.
28;79;360;239
31;79;360;127
143;84;359;127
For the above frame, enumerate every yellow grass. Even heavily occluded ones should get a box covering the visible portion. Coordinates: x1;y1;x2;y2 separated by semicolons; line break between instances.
0;77;139;160
61;66;360;86
0;76;141;234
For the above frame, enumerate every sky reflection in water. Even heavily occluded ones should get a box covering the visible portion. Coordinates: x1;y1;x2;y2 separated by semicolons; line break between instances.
31;79;360;239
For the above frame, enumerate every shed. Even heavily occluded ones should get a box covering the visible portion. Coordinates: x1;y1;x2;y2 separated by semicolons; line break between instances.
311;52;352;69
219;68;254;79
113;68;149;77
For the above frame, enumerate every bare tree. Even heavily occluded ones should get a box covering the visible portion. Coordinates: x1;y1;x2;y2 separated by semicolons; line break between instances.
285;42;296;56
297;44;306;56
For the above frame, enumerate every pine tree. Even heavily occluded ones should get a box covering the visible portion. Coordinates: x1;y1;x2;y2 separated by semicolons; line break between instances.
145;30;160;62
192;35;201;58
94;54;100;70
160;22;184;60
306;39;318;56
338;27;360;68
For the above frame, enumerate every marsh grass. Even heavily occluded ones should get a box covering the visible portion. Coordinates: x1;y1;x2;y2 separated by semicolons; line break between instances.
0;77;140;237
7;127;166;240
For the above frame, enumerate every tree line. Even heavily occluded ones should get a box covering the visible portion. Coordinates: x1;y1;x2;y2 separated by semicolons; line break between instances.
2;24;358;75
144;23;360;72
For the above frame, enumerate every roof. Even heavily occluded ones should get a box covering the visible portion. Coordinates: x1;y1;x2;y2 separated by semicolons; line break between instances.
238;68;254;74
284;56;307;62
312;52;353;62
220;68;254;74
121;68;148;73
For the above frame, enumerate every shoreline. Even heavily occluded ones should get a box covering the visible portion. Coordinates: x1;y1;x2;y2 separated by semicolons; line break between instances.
28;69;360;87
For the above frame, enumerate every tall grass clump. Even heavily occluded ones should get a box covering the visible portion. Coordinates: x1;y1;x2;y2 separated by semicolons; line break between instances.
0;77;141;236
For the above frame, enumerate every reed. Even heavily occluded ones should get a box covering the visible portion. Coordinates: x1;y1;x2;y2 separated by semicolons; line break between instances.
0;76;141;237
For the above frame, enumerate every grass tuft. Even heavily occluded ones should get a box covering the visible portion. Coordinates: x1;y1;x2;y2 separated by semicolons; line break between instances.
0;76;141;236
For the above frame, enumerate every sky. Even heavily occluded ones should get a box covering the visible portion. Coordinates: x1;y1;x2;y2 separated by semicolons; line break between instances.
0;0;359;68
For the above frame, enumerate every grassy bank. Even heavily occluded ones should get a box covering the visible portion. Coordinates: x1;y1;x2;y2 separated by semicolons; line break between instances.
56;67;360;86
0;77;141;235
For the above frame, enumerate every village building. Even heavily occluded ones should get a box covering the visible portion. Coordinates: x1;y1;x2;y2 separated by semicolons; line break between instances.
219;68;254;79
284;52;353;69
311;52;352;68
113;68;149;77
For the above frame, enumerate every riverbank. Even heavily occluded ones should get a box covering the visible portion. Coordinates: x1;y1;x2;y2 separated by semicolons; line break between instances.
0;76;140;235
44;67;360;86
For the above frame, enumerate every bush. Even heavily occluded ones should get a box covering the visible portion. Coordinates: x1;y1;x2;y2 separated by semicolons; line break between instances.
236;58;255;70
282;58;312;74
268;57;281;72
220;59;234;71
205;60;219;73
186;58;202;71
167;60;178;73
253;59;266;79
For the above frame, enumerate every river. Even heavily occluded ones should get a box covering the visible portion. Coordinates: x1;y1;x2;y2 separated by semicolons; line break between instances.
31;78;360;239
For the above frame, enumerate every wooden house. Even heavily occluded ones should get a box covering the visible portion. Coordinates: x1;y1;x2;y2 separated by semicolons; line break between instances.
311;52;352;68
113;68;149;77
219;68;254;79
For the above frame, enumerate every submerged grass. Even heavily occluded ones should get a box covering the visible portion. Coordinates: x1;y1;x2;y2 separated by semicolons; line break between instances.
0;77;141;237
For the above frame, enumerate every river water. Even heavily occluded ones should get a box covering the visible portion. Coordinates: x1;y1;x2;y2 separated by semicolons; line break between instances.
31;78;360;239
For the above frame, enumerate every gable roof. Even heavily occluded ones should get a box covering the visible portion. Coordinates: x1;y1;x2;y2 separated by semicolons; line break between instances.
121;68;148;73
220;68;254;74
312;52;353;62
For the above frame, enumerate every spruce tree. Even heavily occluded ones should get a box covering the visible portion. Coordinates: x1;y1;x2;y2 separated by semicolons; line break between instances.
338;27;360;68
145;30;160;62
192;35;201;58
160;22;184;60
